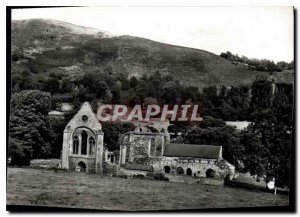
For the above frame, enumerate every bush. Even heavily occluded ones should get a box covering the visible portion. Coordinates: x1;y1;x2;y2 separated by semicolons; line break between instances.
153;173;169;181
133;174;145;179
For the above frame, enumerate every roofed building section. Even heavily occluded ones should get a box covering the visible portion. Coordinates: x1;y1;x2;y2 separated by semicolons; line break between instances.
163;143;222;159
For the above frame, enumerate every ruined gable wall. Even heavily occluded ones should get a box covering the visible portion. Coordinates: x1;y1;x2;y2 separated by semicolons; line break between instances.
127;133;164;163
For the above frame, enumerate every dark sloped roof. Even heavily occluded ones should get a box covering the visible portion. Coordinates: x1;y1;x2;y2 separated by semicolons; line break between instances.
123;163;154;172
163;143;222;159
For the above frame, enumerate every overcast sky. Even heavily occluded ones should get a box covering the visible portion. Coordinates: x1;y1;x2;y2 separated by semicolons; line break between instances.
12;7;294;62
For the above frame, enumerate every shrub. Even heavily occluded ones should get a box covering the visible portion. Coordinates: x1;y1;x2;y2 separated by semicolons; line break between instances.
133;174;145;179
153;173;169;181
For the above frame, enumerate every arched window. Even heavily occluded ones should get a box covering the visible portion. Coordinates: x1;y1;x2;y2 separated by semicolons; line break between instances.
73;136;79;154
150;138;156;157
81;130;88;155
187;168;192;176
110;154;114;163
89;136;95;156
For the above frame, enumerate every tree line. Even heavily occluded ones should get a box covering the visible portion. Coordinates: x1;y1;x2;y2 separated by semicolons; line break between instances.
220;51;294;72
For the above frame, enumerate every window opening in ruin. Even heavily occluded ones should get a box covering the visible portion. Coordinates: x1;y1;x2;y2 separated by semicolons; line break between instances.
150;138;156;157
89;136;95;156
73;136;79;154
110;154;114;163
81;130;88;155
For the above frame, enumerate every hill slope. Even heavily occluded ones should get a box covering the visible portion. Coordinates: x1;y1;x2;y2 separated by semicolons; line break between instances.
11;19;294;89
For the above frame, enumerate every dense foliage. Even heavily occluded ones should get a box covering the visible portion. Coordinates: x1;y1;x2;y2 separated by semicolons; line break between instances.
9;90;52;165
102;122;135;151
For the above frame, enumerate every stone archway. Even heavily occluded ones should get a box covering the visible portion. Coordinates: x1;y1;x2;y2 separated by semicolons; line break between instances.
164;165;171;174
176;167;184;175
206;168;215;178
186;168;192;176
77;161;87;172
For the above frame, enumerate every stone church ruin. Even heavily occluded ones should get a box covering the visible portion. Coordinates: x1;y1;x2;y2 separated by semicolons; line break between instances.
61;102;235;182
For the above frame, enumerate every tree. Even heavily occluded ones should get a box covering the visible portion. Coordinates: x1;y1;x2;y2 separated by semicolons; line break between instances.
240;128;268;177
287;61;294;70
129;76;138;89
243;121;292;187
182;86;200;102
218;85;251;120
49;116;69;158
9;90;53;165
102;122;134;151
251;76;273;111
160;81;182;104
272;83;293;126
184;124;244;169
81;72;112;100
202;85;222;118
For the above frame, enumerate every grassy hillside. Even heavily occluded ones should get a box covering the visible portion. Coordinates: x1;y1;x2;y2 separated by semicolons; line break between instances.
11;19;294;91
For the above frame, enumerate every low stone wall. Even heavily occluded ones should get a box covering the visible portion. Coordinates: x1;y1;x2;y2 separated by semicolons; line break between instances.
165;174;196;184
30;159;61;169
103;163;117;175
197;177;224;186
116;167;148;177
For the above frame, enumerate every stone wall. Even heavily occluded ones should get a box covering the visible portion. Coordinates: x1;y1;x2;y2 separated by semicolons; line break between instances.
121;132;164;163
150;157;228;178
116;167;148;177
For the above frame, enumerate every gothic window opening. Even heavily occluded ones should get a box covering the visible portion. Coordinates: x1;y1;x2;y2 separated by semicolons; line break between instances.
81;130;88;155
89;136;95;156
110;154;114;163
73;136;79;154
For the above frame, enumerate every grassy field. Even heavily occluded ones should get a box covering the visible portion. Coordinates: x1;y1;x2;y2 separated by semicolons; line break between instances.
7;168;289;211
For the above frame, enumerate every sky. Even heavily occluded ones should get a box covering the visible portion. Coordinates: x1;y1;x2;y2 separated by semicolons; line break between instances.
12;7;294;62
